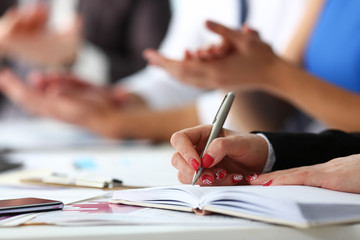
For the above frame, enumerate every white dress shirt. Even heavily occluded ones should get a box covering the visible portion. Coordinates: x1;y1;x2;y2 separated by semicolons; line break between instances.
122;0;309;130
122;0;240;110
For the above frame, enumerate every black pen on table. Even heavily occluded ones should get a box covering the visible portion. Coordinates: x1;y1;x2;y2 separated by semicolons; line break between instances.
192;92;235;186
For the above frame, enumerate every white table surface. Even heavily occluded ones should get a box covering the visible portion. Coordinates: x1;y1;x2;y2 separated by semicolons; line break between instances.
1;120;360;240
2;224;360;240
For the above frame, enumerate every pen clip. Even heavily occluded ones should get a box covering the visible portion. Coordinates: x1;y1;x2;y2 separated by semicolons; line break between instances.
212;94;229;124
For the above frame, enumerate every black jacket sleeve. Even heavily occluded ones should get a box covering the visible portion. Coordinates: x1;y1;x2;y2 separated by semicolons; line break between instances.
260;130;360;171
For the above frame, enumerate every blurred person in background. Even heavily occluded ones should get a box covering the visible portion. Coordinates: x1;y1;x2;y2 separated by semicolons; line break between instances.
0;0;309;140
145;0;360;134
0;0;170;120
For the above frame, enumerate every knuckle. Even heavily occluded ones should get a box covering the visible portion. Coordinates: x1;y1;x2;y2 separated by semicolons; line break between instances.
177;172;187;184
171;152;180;168
212;138;227;154
184;166;195;177
170;131;182;146
177;172;183;183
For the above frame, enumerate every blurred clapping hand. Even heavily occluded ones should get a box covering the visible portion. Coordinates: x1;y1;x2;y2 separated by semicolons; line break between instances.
0;70;147;138
0;3;81;66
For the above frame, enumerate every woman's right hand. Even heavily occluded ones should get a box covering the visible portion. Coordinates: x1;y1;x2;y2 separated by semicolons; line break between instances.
170;125;269;186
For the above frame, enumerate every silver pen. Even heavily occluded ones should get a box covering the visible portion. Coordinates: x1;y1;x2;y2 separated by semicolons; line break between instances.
192;92;235;185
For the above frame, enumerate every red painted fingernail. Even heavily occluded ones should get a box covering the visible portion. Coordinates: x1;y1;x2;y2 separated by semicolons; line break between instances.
202;154;214;168
246;173;258;182
190;159;200;170
201;174;213;185
231;174;243;184
262;180;272;186
214;169;227;180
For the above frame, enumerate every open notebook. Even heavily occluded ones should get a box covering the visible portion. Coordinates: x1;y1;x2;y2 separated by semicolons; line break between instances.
111;185;360;228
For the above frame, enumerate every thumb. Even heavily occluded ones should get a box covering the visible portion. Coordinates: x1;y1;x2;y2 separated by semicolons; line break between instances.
60;15;82;41
143;48;188;79
67;14;83;34
206;20;243;49
0;69;25;98
143;49;170;67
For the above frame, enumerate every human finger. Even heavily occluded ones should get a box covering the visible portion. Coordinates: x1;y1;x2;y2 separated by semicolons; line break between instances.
37;73;91;93
196;48;212;61
213;41;231;58
170;125;213;171
59;14;83;43
143;49;185;71
171;152;195;179
28;71;50;92
177;172;192;184
198;168;245;186
249;168;302;185
26;4;49;30
270;169;325;187
143;49;169;66
15;4;48;31
250;162;327;185
251;165;326;188
206;20;244;50
0;70;45;114
184;50;193;61
201;134;268;171
242;24;260;39
195;45;221;61
143;49;210;88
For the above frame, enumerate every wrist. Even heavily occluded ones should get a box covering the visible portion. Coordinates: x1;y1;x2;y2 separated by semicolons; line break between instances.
104;109;150;140
262;57;291;95
256;133;276;173
242;133;270;172
82;108;123;139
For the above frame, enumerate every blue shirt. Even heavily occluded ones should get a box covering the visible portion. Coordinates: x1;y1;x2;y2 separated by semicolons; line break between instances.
304;0;360;93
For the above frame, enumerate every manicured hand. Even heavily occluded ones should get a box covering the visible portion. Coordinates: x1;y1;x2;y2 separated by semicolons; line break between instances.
170;125;269;186
249;154;360;193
